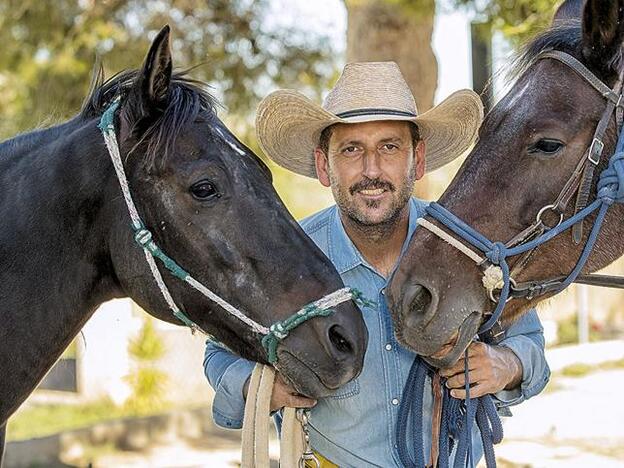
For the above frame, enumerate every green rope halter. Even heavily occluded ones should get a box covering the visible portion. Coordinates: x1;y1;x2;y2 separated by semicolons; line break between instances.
262;292;375;363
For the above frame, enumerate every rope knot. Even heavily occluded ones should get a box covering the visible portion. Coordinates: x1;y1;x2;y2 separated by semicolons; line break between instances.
269;322;289;340
134;228;153;247
598;151;624;204
485;242;507;265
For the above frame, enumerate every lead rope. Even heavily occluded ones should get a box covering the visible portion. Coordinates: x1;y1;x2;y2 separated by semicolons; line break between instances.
242;364;318;468
98;98;372;363
398;50;624;468
397;355;502;468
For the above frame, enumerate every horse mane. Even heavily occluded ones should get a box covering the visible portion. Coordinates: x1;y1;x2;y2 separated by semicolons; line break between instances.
81;65;220;169
511;18;623;81
510;20;583;81
1;65;220;170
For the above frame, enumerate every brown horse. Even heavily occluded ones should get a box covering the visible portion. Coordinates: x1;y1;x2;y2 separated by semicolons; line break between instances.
387;0;624;365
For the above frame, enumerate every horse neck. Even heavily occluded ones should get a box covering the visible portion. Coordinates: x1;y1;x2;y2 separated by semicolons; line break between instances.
0;117;123;421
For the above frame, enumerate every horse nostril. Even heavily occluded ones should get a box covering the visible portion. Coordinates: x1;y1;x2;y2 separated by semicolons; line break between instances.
402;284;433;328
328;324;354;355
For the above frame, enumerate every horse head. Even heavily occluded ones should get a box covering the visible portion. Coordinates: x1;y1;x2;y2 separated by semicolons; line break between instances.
101;27;367;397
387;0;624;367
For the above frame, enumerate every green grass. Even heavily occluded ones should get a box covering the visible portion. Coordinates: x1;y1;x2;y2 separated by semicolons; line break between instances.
558;357;624;379
6;399;170;441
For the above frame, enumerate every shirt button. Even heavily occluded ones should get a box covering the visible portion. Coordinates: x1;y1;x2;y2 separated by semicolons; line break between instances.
392;398;399;405
385;343;393;351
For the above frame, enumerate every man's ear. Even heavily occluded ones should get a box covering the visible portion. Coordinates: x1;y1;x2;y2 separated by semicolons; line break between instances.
314;148;331;187
414;140;426;180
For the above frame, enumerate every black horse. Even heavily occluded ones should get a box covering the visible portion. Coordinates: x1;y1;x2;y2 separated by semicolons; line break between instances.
0;26;367;462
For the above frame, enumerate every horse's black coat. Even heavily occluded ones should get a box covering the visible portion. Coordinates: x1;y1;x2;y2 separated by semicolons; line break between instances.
0;27;367;460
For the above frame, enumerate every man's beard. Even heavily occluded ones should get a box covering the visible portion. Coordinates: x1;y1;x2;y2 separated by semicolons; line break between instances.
330;165;416;239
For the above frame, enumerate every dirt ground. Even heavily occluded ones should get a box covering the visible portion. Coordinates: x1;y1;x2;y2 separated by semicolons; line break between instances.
86;341;624;467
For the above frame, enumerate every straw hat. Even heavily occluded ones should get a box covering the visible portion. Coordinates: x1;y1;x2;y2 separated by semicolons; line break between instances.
255;61;484;178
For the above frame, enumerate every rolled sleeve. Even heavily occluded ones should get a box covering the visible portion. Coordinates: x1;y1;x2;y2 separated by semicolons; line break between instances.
203;340;255;429
493;309;550;408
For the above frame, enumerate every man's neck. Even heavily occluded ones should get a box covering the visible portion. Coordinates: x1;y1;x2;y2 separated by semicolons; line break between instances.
340;206;410;278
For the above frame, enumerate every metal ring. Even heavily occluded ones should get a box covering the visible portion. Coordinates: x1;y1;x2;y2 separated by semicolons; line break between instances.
488;277;518;303
536;204;564;230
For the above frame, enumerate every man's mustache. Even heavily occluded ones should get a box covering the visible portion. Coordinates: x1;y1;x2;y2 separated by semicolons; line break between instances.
349;178;395;195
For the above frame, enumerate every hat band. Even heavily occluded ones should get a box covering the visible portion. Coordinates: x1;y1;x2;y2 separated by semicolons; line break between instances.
335;108;417;119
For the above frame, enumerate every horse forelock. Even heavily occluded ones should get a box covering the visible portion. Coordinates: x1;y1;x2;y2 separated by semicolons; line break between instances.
81;67;220;171
510;19;624;85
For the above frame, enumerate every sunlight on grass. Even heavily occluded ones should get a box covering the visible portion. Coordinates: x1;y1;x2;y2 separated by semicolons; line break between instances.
559;356;624;379
6;399;171;441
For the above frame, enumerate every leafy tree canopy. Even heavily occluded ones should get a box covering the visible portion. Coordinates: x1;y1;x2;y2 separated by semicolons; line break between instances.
0;0;337;139
452;0;560;44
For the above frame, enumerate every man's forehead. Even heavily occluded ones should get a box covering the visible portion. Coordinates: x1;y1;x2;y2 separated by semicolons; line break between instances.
330;120;412;143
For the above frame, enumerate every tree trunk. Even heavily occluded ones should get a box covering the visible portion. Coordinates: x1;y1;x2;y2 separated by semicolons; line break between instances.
344;0;437;198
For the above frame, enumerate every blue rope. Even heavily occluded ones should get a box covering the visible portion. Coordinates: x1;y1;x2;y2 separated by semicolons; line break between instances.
396;357;428;467
396;354;503;467
424;129;624;333
396;108;624;468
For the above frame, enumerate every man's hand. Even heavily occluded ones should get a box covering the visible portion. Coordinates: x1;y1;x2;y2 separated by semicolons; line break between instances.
243;373;317;412
439;342;522;399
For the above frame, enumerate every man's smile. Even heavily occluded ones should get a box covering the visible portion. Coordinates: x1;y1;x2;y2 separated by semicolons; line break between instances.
357;187;390;200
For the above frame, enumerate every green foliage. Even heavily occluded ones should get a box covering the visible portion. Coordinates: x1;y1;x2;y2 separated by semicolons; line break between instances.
125;318;168;412
124;367;169;413
560;362;593;377
452;0;560;45
6;398;171;441
128;318;165;361
556;315;603;346
0;0;338;140
559;358;624;378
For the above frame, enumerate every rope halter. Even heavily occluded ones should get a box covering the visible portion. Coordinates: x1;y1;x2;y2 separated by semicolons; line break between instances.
416;50;624;334
98;99;373;363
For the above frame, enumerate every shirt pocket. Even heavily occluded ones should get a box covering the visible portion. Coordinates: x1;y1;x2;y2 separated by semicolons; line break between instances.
327;378;360;400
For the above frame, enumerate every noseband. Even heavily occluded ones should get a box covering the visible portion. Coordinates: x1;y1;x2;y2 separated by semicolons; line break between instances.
97;99;372;363
419;50;624;334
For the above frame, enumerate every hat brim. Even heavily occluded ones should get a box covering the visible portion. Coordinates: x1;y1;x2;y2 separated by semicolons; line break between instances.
256;89;484;178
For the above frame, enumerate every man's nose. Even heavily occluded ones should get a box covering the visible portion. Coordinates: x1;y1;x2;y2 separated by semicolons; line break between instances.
362;151;382;179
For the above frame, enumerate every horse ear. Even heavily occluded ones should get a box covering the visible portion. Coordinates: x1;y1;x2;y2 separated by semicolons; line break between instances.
581;0;624;74
553;0;583;23
138;25;172;109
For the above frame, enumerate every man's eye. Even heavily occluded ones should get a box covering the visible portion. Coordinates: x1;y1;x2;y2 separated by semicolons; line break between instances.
342;146;359;155
381;143;399;151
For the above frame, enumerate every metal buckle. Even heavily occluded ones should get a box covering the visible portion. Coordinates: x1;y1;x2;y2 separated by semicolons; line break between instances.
588;138;604;165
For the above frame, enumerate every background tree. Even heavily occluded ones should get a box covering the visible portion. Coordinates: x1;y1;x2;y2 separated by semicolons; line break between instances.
0;0;337;140
344;0;437;197
455;0;560;46
341;0;558;197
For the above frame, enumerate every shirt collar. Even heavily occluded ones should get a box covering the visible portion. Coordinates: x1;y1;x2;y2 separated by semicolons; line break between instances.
327;198;424;275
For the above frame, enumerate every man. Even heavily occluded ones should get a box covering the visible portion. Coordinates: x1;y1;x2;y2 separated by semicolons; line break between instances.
204;62;550;467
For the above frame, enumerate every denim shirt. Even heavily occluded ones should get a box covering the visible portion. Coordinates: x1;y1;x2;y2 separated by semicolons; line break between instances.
204;198;550;467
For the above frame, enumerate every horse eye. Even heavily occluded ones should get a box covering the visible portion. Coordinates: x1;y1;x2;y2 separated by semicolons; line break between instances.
531;139;564;155
190;180;220;200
